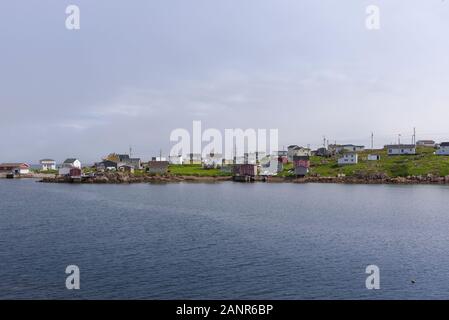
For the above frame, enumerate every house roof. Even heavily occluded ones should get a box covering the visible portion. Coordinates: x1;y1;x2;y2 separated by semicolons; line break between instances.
288;146;310;151
96;160;117;166
118;164;134;168
385;144;416;149
439;142;449;147
293;155;310;161
63;158;79;164
342;144;364;148
417;140;435;144
40;159;55;162
0;163;30;168
117;154;130;160
117;154;142;162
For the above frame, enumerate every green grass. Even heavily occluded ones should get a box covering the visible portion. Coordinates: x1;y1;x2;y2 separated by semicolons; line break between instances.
303;147;449;178
168;164;232;176
82;167;96;174
133;169;147;176
168;148;449;178
80;148;449;179
32;169;58;174
277;163;294;177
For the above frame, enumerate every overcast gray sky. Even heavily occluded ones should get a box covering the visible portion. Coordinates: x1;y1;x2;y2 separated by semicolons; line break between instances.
1;0;449;163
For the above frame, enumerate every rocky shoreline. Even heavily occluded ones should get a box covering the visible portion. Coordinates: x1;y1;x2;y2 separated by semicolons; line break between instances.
0;172;56;179
36;172;449;185
292;174;449;185
39;172;233;184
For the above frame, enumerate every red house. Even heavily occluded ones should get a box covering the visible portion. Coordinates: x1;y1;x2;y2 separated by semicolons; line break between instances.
293;157;310;168
293;156;310;177
69;168;82;178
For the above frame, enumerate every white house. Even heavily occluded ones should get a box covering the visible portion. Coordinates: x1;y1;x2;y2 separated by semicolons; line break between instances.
168;155;183;165
259;156;283;176
202;153;223;168
0;163;30;174
287;145;312;161
367;154;380;161
62;158;81;168
40;159;56;171
59;158;81;176
386;145;416;155
436;142;449;155
416;140;436;147
338;152;358;165
340;144;365;153
151;156;167;161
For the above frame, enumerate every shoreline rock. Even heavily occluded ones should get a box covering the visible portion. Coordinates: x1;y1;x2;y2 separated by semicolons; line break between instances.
36;172;449;185
39;172;234;184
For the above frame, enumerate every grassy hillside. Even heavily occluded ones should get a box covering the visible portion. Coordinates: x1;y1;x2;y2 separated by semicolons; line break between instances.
86;148;449;178
168;164;231;176
305;147;449;178
170;148;449;178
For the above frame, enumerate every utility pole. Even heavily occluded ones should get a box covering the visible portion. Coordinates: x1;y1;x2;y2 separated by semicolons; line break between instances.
413;127;416;145
371;132;374;150
129;146;132;157
398;134;401;145
323;136;326;148
159;149;162;161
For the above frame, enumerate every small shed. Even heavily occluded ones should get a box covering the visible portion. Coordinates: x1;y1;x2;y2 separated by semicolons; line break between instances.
386;145;416;156
338;152;358;165
436;142;449;156
293;156;310;176
367;154;380;161
233;164;257;177
118;164;135;174
147;161;169;174
69;168;82;178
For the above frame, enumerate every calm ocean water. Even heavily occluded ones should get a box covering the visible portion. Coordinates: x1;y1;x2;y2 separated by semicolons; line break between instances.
1;179;449;299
